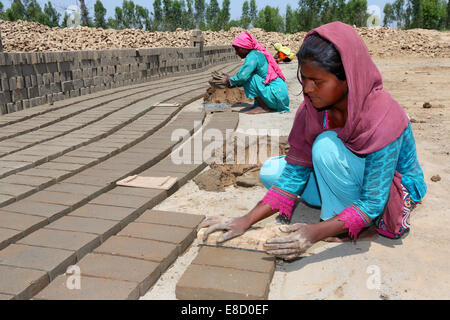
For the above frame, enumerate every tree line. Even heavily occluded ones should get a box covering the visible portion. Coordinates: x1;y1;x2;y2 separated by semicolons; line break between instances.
0;0;448;32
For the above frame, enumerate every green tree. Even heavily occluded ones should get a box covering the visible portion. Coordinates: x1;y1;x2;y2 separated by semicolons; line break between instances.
447;0;450;28
392;0;406;28
94;0;107;28
321;0;336;24
153;0;163;30
228;19;241;28
249;0;257;25
218;0;231;30
254;5;284;32
0;1;4;20
24;0;47;24
108;6;124;29
79;0;92;26
43;1;60;27
206;0;220;30
409;0;424;28
422;0;447;29
345;0;368;27
240;0;251;28
335;0;347;21
172;0;183;30
61;12;69;27
135;4;151;30
182;0;195;30
285;4;299;33
297;0;322;31
383;2;395;26
162;0;172;31
5;0;26;21
122;0;136;29
195;0;206;29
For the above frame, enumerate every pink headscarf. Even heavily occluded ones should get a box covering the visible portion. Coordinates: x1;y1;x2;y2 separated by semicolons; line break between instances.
286;21;409;166
232;32;286;84
286;21;410;236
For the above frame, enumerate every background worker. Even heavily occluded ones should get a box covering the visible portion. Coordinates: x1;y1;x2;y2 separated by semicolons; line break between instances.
274;43;295;63
214;32;290;115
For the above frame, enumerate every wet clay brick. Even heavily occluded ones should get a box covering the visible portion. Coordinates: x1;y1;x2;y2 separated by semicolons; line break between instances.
176;264;272;300
45;216;120;242
94;236;177;272
75;253;160;295
1;200;70;221
0;183;35;199
25;191;88;208
89;192;150;209
109;186;166;199
136;210;204;229
64;174;114;186
0;244;76;281
68;204;137;225
0;211;47;235
0;174;54;189
45;183;106;197
192;246;275;274
118;222;195;254
0;265;49;299
17;229;100;261
34;274;139;300
0;227;21;249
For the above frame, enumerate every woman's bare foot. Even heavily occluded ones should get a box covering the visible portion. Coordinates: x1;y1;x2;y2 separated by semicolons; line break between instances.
245;106;270;114
245;97;272;114
324;225;379;242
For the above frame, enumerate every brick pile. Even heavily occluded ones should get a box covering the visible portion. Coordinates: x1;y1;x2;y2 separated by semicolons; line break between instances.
1;20;449;58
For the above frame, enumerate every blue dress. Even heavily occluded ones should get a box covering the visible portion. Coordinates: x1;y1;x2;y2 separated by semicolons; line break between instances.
229;50;290;113
260;122;427;225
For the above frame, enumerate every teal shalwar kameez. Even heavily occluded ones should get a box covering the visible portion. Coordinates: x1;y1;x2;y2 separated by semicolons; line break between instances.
230;50;290;113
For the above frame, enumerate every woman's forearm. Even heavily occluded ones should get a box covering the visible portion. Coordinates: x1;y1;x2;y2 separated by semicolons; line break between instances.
309;216;348;243
242;203;278;228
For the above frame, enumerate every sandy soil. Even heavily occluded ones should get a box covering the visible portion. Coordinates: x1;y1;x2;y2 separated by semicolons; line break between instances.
141;56;450;300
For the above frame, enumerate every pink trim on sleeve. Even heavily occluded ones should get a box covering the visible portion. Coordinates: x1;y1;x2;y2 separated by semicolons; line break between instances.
337;206;368;241
260;189;296;220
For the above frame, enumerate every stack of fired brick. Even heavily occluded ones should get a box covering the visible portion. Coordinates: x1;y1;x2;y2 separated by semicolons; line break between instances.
1;20;449;58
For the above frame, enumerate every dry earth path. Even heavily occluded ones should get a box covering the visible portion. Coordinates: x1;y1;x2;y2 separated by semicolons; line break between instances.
142;57;450;300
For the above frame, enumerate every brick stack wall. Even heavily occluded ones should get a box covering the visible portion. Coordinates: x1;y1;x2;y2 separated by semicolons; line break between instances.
0;34;238;115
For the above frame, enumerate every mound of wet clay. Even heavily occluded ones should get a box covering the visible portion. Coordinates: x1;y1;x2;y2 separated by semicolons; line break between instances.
203;86;252;105
194;137;290;192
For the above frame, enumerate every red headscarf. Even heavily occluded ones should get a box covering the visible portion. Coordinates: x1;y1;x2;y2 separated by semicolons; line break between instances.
286;21;410;167
232;32;286;84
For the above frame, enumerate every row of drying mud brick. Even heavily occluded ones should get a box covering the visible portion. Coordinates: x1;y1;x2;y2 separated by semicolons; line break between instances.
0;63;240;206
0;110;247;299
0;42;238;115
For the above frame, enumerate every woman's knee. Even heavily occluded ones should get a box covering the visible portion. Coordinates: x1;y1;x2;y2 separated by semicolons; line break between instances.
259;156;287;190
312;131;342;167
312;131;365;182
244;74;262;97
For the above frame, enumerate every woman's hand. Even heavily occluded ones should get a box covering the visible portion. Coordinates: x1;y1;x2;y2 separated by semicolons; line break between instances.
210;72;231;88
264;223;315;261
198;216;250;243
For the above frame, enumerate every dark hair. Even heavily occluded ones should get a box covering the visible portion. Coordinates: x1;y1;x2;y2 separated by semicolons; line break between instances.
297;34;346;81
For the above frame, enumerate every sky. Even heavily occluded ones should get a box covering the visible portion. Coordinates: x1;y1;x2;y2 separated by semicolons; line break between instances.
13;0;393;25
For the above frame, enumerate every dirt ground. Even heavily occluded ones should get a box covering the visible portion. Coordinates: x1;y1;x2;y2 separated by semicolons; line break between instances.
141;55;450;300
